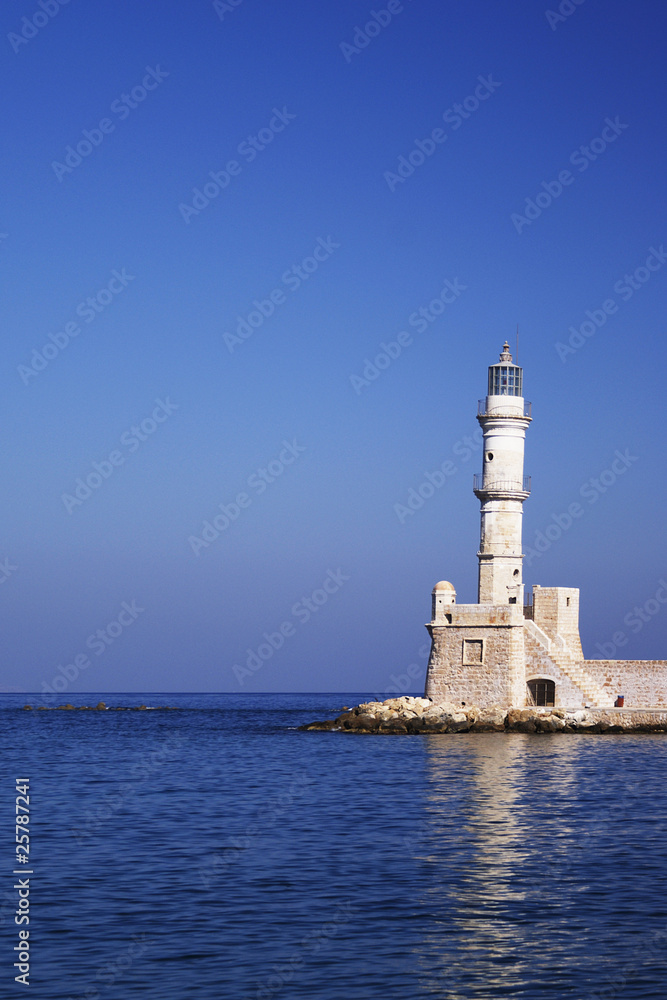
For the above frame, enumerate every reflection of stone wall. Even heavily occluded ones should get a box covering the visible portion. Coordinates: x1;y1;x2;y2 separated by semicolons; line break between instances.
583;660;667;707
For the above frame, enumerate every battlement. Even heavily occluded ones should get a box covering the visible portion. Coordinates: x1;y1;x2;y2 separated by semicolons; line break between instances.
431;603;525;628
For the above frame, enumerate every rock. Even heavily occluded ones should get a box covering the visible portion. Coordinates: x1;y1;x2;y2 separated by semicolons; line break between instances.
383;697;415;711
420;717;450;733
357;701;384;713
341;713;377;731
378;720;408;734
536;715;565;733
95;702;106;710
470;707;506;732
507;709;537;732
23;705;32;710
427;700;462;716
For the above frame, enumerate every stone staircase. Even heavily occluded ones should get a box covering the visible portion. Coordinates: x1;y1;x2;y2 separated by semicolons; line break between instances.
524;619;615;708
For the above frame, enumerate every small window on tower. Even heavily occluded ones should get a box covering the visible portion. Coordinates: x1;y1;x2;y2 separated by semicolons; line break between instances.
463;640;483;665
566;597;571;606
487;452;494;461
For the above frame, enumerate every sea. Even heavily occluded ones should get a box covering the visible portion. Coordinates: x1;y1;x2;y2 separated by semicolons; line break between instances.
3;691;667;999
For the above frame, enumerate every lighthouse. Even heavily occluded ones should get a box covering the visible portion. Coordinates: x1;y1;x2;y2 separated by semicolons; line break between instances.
473;342;531;605
423;341;531;708
422;340;665;711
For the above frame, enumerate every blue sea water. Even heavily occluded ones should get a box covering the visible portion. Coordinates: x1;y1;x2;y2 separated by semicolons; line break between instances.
2;692;667;999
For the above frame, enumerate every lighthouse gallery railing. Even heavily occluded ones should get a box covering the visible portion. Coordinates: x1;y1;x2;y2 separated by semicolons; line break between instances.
473;474;531;494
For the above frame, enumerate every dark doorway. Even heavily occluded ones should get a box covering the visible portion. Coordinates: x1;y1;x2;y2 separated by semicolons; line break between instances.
528;679;555;707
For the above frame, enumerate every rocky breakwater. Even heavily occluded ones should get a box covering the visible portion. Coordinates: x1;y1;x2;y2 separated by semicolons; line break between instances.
302;697;667;734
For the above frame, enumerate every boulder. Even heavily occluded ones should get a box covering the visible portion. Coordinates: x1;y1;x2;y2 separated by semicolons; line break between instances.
470;707;506;732
378;720;408;734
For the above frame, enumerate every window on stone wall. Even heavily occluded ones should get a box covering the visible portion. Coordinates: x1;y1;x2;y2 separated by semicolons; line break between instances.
463;639;483;664
527;679;555;707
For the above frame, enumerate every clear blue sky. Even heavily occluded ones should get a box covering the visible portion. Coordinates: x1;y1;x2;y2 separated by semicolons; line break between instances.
2;0;666;694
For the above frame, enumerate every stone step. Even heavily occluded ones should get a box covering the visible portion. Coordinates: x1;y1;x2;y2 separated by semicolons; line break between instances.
524;620;614;708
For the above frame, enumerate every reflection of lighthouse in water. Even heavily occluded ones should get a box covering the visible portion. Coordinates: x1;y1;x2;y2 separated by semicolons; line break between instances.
414;736;581;994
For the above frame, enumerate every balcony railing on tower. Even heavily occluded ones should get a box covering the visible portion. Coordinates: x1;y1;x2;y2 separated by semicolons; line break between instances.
473;474;531;495
478;399;532;418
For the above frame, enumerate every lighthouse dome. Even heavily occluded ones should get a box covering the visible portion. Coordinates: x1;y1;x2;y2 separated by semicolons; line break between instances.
432;581;456;592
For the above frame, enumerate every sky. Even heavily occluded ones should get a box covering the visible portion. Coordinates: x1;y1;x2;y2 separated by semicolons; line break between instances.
2;0;666;695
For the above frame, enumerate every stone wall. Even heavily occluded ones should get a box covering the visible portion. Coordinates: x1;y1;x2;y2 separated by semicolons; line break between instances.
583;660;667;707
532;586;583;659
523;626;586;708
425;604;525;708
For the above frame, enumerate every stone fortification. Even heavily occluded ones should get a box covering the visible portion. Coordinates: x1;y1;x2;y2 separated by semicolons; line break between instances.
582;661;667;707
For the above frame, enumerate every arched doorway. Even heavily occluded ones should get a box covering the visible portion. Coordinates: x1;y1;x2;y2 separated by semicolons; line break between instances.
527;678;555;707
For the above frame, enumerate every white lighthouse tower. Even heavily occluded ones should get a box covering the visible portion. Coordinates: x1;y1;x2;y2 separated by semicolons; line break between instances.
473;342;531;605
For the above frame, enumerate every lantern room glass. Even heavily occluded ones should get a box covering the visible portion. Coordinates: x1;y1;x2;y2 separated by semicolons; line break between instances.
488;364;522;397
